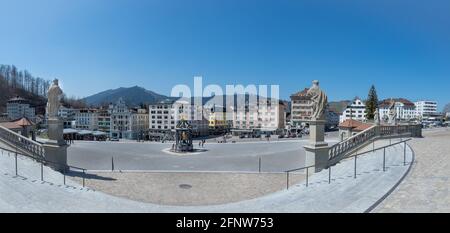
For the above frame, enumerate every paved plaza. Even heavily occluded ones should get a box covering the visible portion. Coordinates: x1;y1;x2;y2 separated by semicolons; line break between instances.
70;171;305;205
374;128;450;212
0;137;415;212
67;139;318;172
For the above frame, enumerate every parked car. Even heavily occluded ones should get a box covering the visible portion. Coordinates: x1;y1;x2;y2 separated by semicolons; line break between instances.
110;137;119;142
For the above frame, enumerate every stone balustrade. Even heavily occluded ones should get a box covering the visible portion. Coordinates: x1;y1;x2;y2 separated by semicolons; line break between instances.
328;124;422;166
0;125;45;160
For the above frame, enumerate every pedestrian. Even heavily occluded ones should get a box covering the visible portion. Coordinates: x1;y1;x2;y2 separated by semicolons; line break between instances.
199;141;201;147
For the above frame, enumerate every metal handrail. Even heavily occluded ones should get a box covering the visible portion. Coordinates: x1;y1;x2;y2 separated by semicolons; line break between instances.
0;145;88;187
284;138;412;189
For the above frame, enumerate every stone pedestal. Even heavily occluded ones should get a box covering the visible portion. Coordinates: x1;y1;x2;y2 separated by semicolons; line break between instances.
43;118;68;171
308;120;327;147
304;119;330;172
304;144;330;172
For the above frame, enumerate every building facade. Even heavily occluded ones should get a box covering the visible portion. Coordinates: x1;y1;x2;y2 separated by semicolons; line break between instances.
149;98;209;139
415;101;438;119
339;97;367;123
58;106;76;129
130;108;149;140
6;97;36;122
379;98;416;122
109;98;133;139
208;105;230;134
290;88;312;127
97;109;111;134
231;99;285;131
73;109;98;130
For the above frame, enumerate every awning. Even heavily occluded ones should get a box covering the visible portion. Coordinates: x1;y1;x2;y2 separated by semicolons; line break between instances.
63;128;79;134
92;131;107;136
78;130;93;135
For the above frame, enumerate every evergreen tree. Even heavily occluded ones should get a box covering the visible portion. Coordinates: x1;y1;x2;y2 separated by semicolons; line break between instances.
366;85;379;120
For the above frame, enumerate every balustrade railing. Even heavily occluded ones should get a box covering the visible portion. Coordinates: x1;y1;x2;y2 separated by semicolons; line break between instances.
328;124;421;165
0;125;45;160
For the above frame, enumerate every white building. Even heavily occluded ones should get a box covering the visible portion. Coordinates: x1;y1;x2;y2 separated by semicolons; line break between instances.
74;109;98;130
149;98;209;138
415;101;438;119
6;97;36;122
231;98;285;131
58;106;76;129
339;97;367;123
379;98;416;122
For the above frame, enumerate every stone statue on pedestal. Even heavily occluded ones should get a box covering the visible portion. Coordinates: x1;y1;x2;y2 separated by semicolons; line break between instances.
304;80;329;172
47;79;63;119
307;80;328;120
388;99;397;125
43;78;68;171
374;108;380;125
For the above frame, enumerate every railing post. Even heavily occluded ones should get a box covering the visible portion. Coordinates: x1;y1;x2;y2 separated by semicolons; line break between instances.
111;157;114;171
41;163;43;181
63;170;66;185
373;140;375;152
328;166;331;184
258;157;261;173
82;169;86;187
383;148;386;172
15;153;18;176
286;172;289;190
306;167;309;187
404;142;407;166
354;155;357;179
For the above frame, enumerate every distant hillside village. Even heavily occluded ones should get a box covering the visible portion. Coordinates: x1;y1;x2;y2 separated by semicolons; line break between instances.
0;65;448;142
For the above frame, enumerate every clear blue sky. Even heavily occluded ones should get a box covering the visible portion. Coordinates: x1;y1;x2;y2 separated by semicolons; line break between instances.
1;0;449;110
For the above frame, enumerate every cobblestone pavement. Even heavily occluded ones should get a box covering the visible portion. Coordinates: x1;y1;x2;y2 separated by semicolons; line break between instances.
374;128;450;213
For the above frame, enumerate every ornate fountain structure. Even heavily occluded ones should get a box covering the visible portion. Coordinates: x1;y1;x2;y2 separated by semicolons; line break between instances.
173;119;194;152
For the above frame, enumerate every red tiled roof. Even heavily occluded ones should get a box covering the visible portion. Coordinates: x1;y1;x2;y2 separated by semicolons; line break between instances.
0;122;21;130
12;117;34;127
291;88;309;97
339;119;363;128
354;124;373;131
339;119;373;131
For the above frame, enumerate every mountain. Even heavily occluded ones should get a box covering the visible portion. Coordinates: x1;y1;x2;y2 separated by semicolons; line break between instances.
83;86;290;109
83;86;172;107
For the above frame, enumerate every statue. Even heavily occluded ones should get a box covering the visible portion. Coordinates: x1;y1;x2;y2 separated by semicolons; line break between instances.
43;78;68;172
374;108;380;125
306;80;328;120
47;79;63;119
388;99;397;125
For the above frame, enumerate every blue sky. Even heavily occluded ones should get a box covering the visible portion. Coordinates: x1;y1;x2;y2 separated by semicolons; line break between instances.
0;0;449;110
